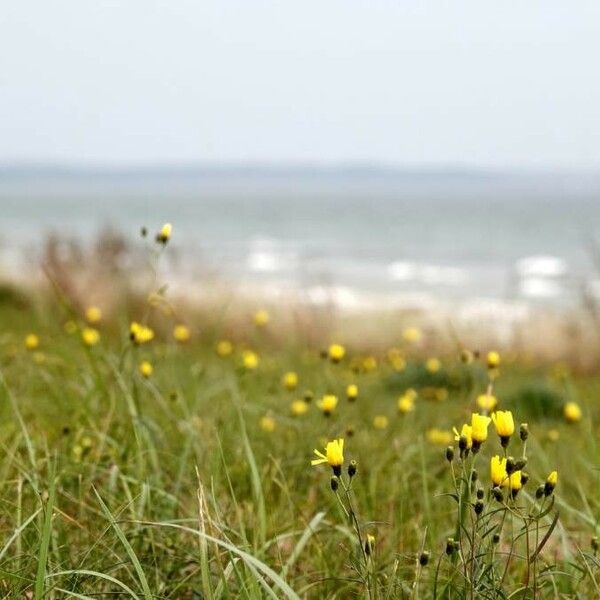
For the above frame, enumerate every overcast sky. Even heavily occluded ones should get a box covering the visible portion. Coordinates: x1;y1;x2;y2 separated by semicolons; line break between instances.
1;1;600;168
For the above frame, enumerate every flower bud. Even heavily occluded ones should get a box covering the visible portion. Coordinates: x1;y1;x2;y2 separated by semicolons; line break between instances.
419;551;430;566
445;446;454;462
506;457;516;475
348;460;357;478
330;476;339;492
519;423;529;442
492;487;504;503
492;533;500;544
474;500;484;515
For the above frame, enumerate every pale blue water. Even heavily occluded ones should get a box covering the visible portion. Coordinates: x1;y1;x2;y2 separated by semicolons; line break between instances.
1;167;600;304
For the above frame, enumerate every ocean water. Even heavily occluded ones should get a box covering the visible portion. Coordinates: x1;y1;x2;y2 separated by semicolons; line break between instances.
1;167;600;309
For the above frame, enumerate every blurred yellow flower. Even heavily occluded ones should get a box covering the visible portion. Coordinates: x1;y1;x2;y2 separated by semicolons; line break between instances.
311;438;344;474
363;356;378;372
216;339;233;357
157;222;172;243
426;428;453;446
253;309;270;327
130;322;154;345
547;429;560;442
33;351;46;365
373;415;389;430
426;357;441;373
139;360;153;378
398;393;415;414
487;350;500;369
564;401;582;423
173;324;191;343
476;393;497;412
328;343;346;363
346;383;359;401
260;415;276;432
242;350;259;370
282;371;298;390
85;306;102;324
318;394;338;416
81;327;100;346
290;400;309;416
391;356;406;372
24;333;39;350
402;327;422;343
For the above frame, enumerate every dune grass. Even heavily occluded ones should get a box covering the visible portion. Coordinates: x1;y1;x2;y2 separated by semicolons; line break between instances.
0;238;599;598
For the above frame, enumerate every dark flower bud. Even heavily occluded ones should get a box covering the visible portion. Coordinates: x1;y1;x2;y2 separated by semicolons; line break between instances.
492;487;504;502
445;446;455;462
520;472;529;486
514;458;528;470
330;476;339;491
492;533;500;544
474;500;484;515
445;538;456;555
476;488;484;500
471;469;478;482
592;536;599;553
535;485;545;499
506;457;516;475
419;551;430;566
519;423;529;442
348;460;357;478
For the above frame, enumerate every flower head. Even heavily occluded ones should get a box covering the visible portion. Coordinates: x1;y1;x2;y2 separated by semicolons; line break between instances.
476;393;497;412
139;360;153;378
346;384;359;401
470;413;491;445
373;415;389;430
318;394;338;416
290;400;309;416
81;327;100;346
491;410;514;446
398;393;415;414
216;340;233;357
282;371;298;390
85;306;102;324
564;401;582;423
311;438;344;475
426;428;453;446
242;350;259;370
260;415;276;433
453;424;473;451
328;343;346;363
24;334;39;350
426;357;441;374
253;309;270;327
130;322;154;345
157;223;172;244
486;351;500;369
402;327;422;343
173;324;190;343
490;455;508;486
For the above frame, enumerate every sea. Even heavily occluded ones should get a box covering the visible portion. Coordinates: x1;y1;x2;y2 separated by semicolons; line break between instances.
2;166;600;313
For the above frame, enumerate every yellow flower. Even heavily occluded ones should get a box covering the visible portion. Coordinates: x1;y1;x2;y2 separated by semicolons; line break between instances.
282;371;298;390
290;400;309;416
139;360;153;378
311;438;344;474
453;424;473;450
216;339;233;357
364;533;375;556
81;327;100;346
157;222;172;243
130;322;154;345
508;471;522;492
564;401;582;423
491;410;514;445
487;351;500;369
470;413;491;445
85;306;102;324
318;394;338;416
253;309;270;327
547;471;558;486
490;455;508;486
328;343;346;363
346;384;359;401
173;324;191;343
398;393;415;414
405;388;418;400
426;357;441;374
476;394;497;412
242;350;259;370
260;415;276;433
547;429;560;442
426;428;453;446
402;327;422;343
24;333;39;350
373;415;389;430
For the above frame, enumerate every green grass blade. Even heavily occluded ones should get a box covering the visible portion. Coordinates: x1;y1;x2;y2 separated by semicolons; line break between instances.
34;461;56;600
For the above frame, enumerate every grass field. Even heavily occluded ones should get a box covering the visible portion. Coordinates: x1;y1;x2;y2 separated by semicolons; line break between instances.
0;229;599;599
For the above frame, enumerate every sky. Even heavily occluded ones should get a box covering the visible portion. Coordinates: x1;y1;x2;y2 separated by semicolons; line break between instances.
1;1;600;168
